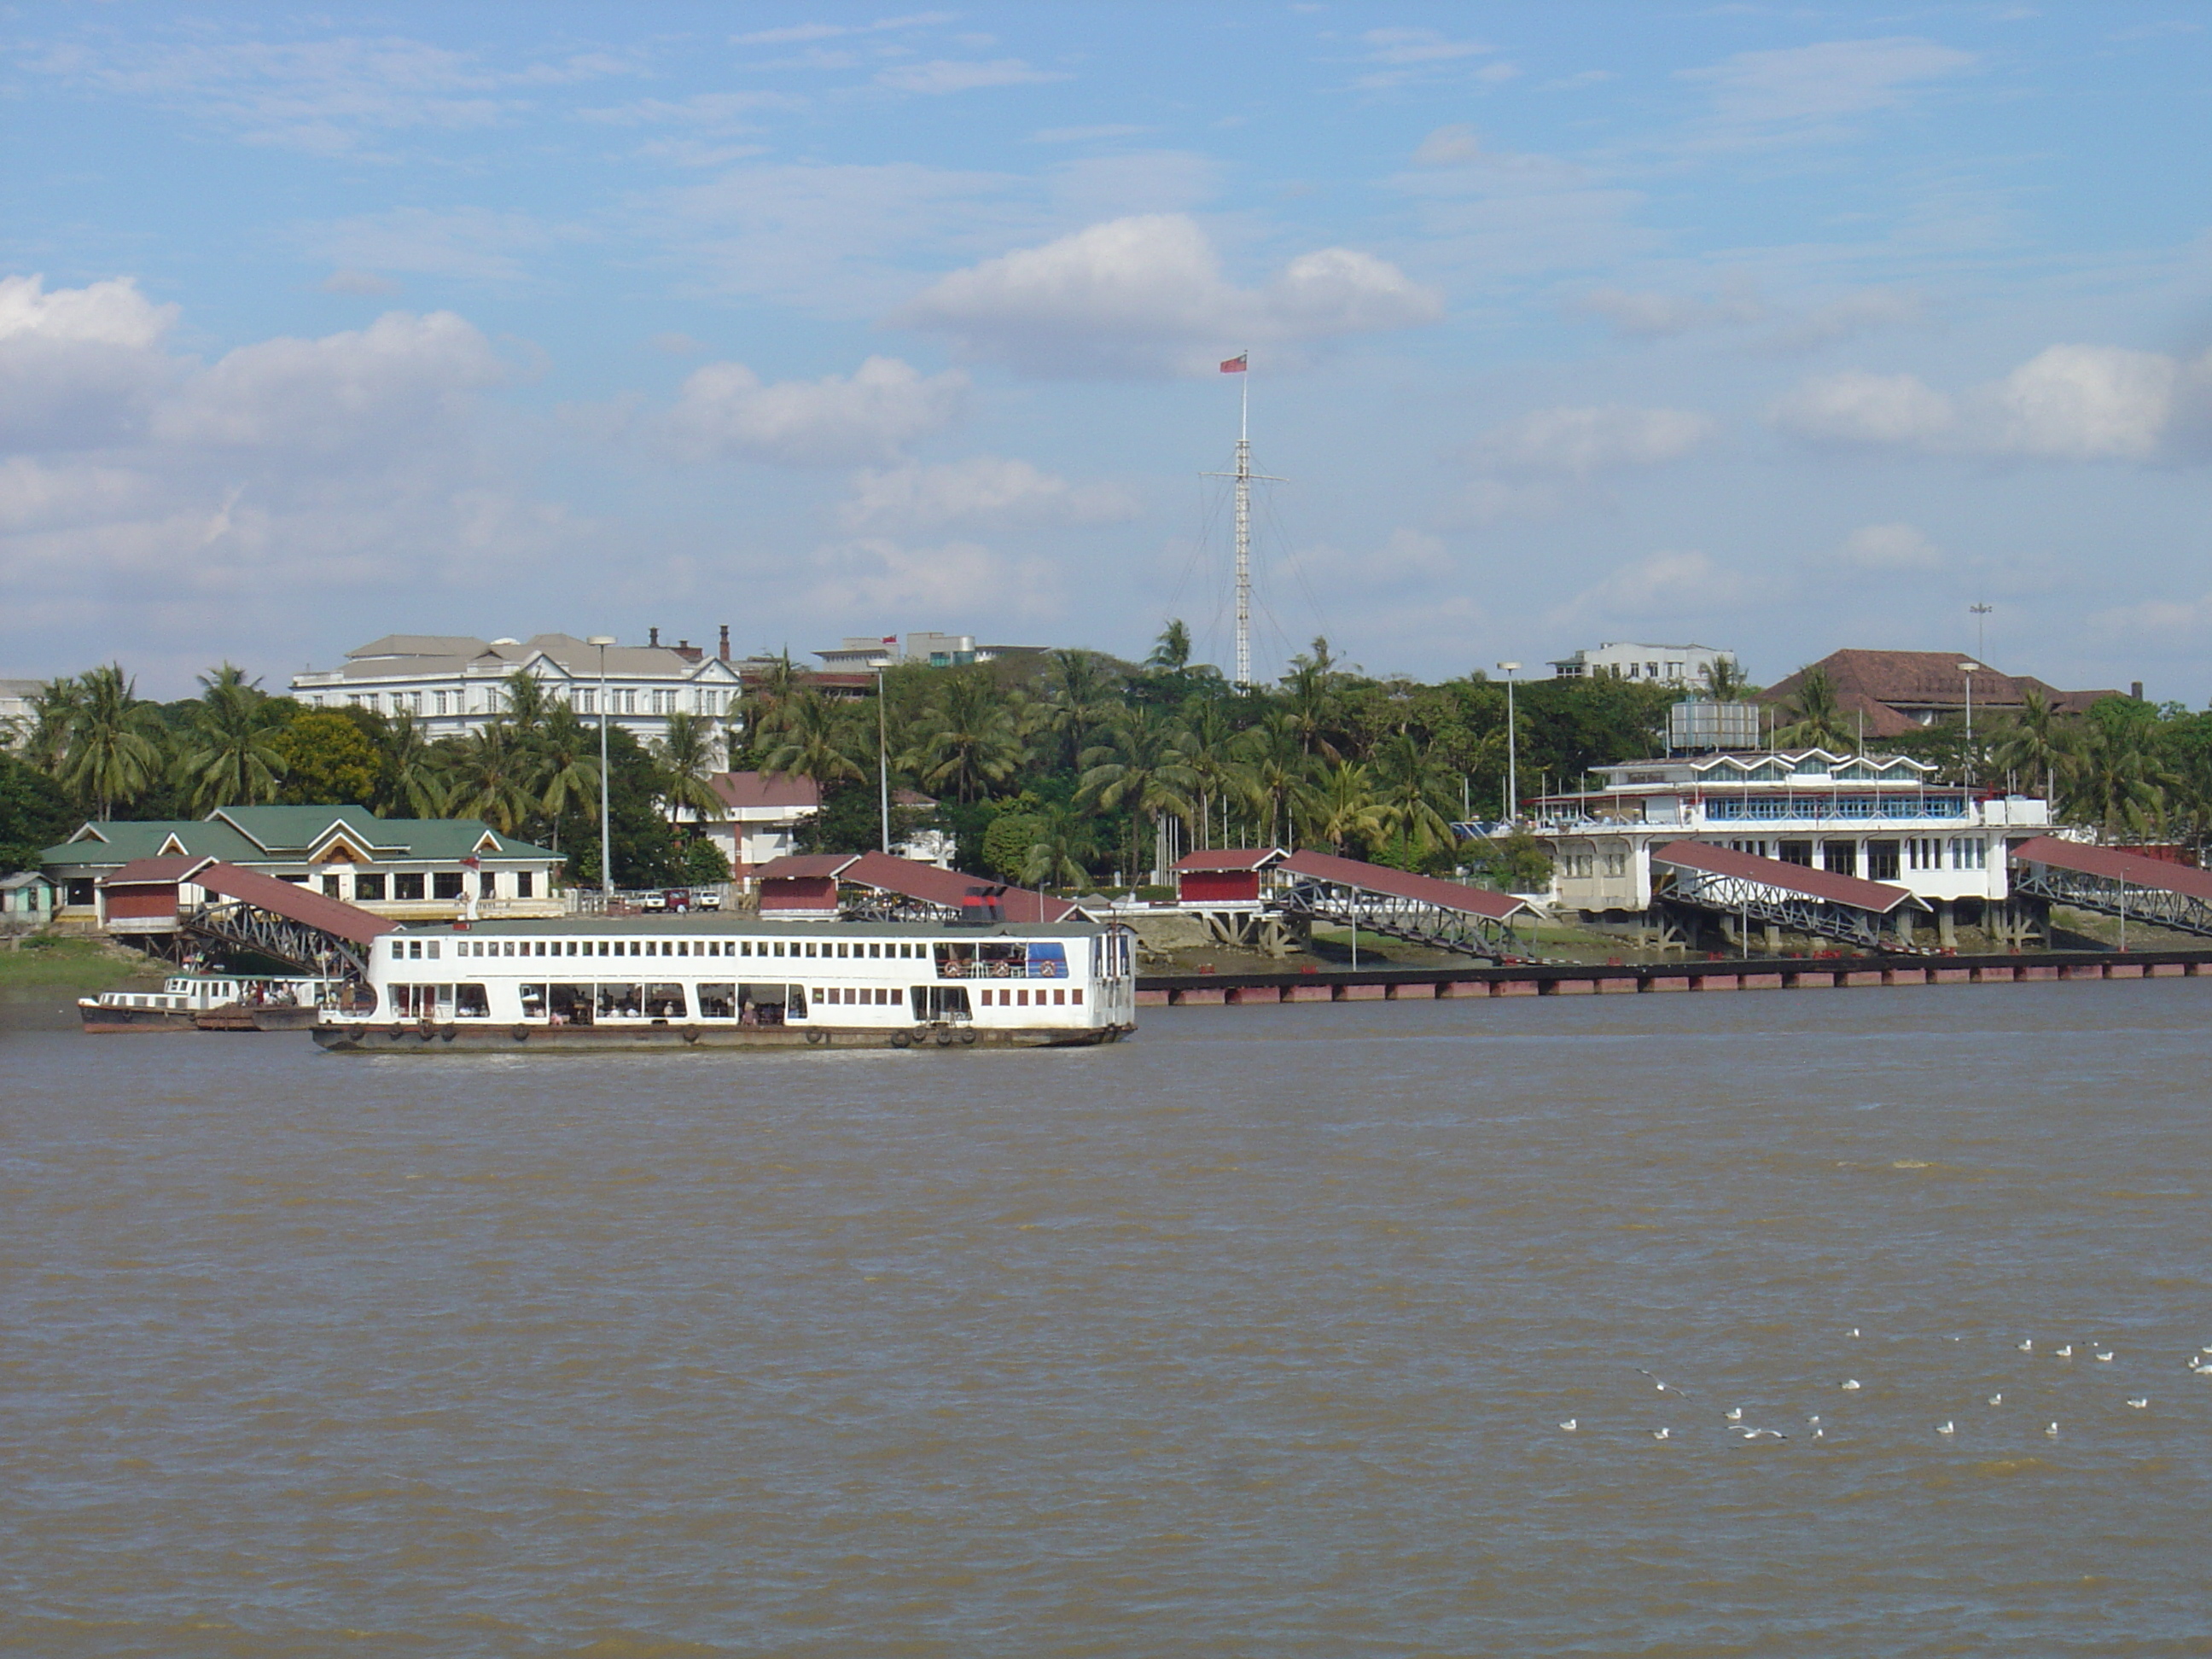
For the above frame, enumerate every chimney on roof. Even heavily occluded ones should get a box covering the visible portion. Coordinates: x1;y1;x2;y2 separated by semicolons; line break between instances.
673;638;703;662
2132;680;2145;701
649;626;660;648
719;624;731;661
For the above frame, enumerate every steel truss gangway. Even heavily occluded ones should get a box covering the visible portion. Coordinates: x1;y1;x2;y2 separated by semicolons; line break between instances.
1651;841;1931;953
178;859;397;976
1270;850;1534;962
2007;835;2212;940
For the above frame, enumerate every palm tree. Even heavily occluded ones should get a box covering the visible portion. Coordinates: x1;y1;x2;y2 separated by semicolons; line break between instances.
1040;649;1123;773
1371;731;1455;862
763;690;865;790
1699;656;1756;701
444;723;537;835
499;669;556;739
376;711;447;818
654;710;725;837
1775;667;1853;752
1281;638;1344;760
1145;620;1192;673
178;663;288;811
905;670;1024;804
737;649;804;756
1078;707;1195;884
1177;699;1243;850
1237;713;1310;849
59;664;166;818
528;706;600;853
1988;687;2074;807
2065;698;2173;840
22;676;84;777
1296;759;1386;856
1020;805;1097;890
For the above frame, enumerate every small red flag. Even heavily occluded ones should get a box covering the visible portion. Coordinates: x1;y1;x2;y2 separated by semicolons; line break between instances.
881;635;898;645
1220;352;1248;373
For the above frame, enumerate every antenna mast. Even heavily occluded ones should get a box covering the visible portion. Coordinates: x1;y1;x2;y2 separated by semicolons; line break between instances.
1234;370;1251;689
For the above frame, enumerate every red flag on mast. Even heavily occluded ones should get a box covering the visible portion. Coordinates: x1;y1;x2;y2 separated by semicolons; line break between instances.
1220;352;1248;373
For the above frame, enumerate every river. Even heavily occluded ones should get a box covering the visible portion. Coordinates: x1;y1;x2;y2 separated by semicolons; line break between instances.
3;981;2208;1655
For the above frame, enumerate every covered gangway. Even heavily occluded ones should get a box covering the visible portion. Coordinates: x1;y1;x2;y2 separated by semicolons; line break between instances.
1653;841;1927;952
1273;849;1534;961
755;852;1083;925
2007;835;2212;940
179;859;396;975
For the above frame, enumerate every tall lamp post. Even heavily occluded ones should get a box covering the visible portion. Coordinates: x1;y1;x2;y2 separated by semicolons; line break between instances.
589;636;617;899
1959;662;1979;790
1497;662;1522;823
876;655;892;855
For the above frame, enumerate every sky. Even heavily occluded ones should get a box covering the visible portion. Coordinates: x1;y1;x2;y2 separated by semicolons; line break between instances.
2;3;2209;701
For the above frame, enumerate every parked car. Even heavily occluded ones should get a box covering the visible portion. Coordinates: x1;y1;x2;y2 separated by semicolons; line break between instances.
695;888;723;911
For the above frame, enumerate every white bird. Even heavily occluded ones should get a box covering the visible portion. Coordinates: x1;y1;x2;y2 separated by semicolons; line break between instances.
1559;1418;1578;1432
1848;1328;1860;1338
2094;1351;2114;1363
1639;1370;1691;1398
1741;1427;1787;1440
1651;1428;1671;1441
1988;1394;2003;1406
2127;1398;2149;1410
1807;1414;1822;1426
2055;1345;2074;1359
1812;1427;1825;1440
2017;1340;2034;1353
1725;1406;1743;1422
1841;1379;1862;1391
2045;1422;2060;1439
1936;1421;1955;1436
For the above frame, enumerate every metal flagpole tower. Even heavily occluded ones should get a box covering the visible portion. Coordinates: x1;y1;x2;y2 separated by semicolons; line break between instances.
1206;351;1277;689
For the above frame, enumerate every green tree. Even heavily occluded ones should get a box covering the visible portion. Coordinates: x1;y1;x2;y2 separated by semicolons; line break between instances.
527;706;601;854
178;664;291;810
271;710;380;806
1078;707;1195;882
653;710;725;836
373;711;447;817
680;837;732;885
1774;667;1854;751
764;691;866;791
444;724;539;835
59;664;166;818
2065;696;2173;839
981;806;1047;881
556;724;681;888
1467;829;1553;894
1988;687;2075;806
1296;759;1385;856
1020;804;1097;889
904;669;1024;804
0;752;79;873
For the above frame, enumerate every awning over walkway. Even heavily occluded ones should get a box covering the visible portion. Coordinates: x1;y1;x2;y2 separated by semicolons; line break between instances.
1278;849;1531;921
1653;841;1924;915
192;861;398;946
2009;835;2212;900
753;852;1083;923
1171;848;1284;874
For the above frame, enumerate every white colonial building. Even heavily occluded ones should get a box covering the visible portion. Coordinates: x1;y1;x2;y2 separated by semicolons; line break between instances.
289;631;747;745
1549;642;1736;687
1534;748;2052;945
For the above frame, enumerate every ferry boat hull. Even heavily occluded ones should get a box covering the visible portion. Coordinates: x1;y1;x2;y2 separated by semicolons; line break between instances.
312;1020;1131;1052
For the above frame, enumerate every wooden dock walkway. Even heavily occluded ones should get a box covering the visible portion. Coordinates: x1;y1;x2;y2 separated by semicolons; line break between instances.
1136;949;2212;1005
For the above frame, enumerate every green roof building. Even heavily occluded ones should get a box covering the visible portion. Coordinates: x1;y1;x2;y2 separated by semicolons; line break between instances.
44;806;564;928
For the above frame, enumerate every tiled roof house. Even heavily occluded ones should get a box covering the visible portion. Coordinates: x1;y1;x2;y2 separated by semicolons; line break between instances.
1760;650;2120;740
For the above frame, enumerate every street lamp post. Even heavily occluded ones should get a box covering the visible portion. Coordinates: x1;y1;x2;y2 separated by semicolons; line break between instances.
876;660;891;854
1497;662;1522;822
1959;662;1979;789
589;636;617;900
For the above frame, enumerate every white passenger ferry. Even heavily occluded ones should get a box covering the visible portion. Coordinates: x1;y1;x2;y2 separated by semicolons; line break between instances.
312;917;1138;1051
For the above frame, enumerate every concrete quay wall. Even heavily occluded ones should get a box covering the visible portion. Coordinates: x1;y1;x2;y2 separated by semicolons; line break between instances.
1134;952;2209;1007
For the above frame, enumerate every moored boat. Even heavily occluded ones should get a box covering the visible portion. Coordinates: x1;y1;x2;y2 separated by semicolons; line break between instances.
80;973;334;1033
311;916;1138;1051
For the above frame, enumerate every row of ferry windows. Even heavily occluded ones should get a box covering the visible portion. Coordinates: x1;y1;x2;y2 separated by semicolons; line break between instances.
381;982;1082;1019
391;936;929;962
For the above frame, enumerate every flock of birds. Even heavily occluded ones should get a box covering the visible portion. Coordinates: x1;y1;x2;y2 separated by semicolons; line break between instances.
1551;1328;2211;1447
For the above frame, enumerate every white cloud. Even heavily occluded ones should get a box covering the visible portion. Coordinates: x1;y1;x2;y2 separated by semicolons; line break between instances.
891;213;1442;377
0;275;182;451
1679;37;1979;146
1552;549;1736;625
1767;370;1959;445
1771;345;2209;459
1412;125;1487;167
732;14;955;48
300;207;575;285
799;535;1058;621
320;269;403;297
1838;522;1943;571
1469;405;1715;475
875;59;1068;95
837;456;1138;531
1353;28;1499;90
0;273;176;347
665;355;968;467
1571;286;1762;338
1994;345;2177;460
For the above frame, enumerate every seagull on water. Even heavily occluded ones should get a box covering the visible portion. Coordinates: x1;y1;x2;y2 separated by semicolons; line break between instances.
2055;1345;2074;1359
1725;1406;1743;1422
1559;1418;1578;1432
2046;1422;2060;1439
1650;1428;1672;1441
1807;1414;1822;1426
1936;1421;1955;1436
2017;1340;2034;1353
2127;1398;2149;1410
1841;1378;1862;1391
2094;1350;2114;1363
1988;1393;2003;1406
1848;1328;1860;1338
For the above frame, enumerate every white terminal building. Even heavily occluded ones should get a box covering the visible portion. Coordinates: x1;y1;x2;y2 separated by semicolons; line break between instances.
1535;748;2052;946
290;631;747;744
1549;642;1736;686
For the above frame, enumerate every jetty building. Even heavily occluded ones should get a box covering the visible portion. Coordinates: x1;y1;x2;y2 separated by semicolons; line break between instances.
1533;748;2052;948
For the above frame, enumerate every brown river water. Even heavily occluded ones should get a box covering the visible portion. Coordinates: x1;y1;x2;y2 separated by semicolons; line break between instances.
3;981;2209;1656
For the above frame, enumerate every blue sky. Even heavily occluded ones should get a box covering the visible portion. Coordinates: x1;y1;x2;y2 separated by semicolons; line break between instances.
3;3;2209;699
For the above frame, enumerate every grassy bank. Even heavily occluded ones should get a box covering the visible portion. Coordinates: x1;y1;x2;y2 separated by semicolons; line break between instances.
0;934;166;993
